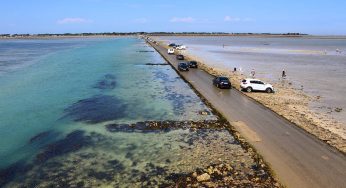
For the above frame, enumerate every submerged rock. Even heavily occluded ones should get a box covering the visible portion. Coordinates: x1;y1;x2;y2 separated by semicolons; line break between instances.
197;173;210;182
63;95;127;124
145;63;169;66
105;120;226;134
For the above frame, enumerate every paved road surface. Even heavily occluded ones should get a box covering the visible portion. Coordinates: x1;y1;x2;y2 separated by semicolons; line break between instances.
149;41;346;188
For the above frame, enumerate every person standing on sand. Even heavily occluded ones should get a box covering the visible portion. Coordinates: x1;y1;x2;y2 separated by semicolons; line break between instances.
282;69;286;78
251;69;255;78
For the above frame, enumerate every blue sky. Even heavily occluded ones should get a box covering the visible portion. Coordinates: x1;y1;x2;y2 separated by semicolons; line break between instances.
1;0;346;35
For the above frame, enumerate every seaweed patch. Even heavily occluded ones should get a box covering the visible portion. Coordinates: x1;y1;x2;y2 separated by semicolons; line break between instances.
93;74;116;90
0;162;32;187
63;95;127;124
137;50;154;53
29;131;60;145
35;130;91;163
165;93;192;115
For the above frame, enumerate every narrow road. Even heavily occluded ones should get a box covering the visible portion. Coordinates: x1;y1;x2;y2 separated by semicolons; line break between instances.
149;41;346;188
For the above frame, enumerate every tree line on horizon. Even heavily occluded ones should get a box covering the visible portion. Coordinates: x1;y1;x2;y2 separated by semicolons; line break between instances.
0;32;307;37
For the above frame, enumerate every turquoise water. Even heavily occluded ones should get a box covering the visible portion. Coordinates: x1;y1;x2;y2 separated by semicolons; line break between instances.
0;37;214;165
0;38;256;187
0;38;273;187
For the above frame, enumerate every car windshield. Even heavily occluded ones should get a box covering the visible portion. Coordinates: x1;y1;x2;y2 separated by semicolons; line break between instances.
219;77;229;82
242;79;247;83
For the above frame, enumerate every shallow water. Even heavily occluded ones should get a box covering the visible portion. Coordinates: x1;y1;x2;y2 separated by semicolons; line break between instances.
0;38;261;187
158;36;346;125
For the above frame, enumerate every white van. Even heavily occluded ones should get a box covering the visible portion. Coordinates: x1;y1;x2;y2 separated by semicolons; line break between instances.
167;48;175;54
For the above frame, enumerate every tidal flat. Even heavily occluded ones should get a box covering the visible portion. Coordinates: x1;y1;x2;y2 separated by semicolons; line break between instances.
156;36;346;152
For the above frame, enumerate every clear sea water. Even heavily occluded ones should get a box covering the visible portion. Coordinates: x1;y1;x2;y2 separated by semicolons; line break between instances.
0;38;255;187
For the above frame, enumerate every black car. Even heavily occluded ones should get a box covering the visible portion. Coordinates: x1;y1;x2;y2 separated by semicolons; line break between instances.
176;54;184;60
188;61;198;68
168;43;177;47
178;62;189;71
213;76;231;89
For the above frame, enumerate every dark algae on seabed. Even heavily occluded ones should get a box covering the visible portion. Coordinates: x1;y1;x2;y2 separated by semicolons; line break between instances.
1;120;279;188
0;38;280;188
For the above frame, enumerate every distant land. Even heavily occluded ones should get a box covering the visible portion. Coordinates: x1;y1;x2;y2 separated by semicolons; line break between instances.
2;32;346;39
0;32;308;39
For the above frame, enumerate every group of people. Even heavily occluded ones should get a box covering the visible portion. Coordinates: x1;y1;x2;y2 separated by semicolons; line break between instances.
232;67;287;79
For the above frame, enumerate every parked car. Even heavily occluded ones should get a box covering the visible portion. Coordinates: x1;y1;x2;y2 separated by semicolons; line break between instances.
168;43;177;48
176;45;186;50
178;62;189;71
213;76;231;89
240;78;274;93
188;61;198;68
176;54;184;60
168;48;175;54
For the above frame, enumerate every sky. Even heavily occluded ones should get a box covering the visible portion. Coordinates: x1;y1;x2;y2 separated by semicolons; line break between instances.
1;0;346;35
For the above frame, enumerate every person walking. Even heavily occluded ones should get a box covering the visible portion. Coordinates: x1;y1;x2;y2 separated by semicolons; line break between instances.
251;69;255;78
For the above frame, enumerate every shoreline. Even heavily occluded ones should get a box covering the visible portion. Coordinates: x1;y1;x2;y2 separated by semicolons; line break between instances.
148;38;346;188
146;40;282;186
0;35;136;40
154;39;346;153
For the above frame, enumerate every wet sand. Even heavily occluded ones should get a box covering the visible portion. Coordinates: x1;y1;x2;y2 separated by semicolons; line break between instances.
154;36;346;153
149;39;346;188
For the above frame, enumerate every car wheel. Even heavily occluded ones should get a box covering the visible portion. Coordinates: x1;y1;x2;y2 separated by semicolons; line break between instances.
246;87;252;92
266;88;272;93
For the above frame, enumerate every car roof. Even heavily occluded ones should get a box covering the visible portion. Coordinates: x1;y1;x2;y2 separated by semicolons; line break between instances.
245;78;261;81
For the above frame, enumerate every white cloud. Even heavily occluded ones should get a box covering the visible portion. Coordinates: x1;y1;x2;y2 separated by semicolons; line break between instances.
224;16;240;22
224;16;254;22
170;17;195;23
133;18;148;24
57;18;93;24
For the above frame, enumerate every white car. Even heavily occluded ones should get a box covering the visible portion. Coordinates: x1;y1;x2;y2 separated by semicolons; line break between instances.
176;45;186;50
167;48;175;54
240;78;274;93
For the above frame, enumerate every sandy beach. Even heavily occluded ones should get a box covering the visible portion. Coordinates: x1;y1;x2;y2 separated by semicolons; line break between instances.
154;36;346;152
